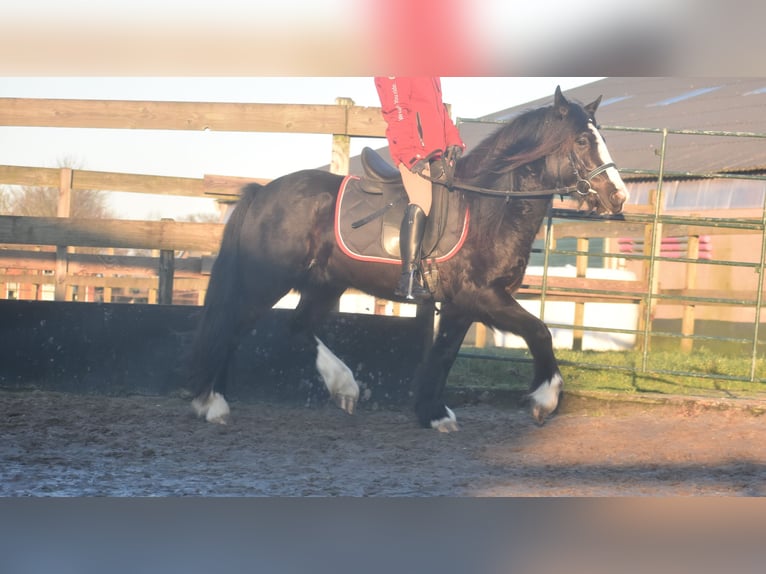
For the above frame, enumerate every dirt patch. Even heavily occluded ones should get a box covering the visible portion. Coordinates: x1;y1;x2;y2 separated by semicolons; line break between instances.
1;389;764;496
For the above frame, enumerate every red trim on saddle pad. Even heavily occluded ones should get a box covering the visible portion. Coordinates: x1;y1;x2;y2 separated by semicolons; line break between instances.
334;175;470;265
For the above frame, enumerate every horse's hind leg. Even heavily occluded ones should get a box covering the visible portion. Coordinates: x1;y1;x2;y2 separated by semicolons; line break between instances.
191;270;295;423
291;286;360;414
189;310;239;424
190;351;233;424
190;301;273;424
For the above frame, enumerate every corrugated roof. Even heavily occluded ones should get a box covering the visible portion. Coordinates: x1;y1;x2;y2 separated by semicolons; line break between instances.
470;77;766;177
346;77;766;180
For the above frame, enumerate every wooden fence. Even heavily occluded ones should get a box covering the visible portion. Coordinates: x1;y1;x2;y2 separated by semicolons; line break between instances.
3;159;754;344
0;165;232;304
0;96;387;304
1;163;762;345
2;97;765;356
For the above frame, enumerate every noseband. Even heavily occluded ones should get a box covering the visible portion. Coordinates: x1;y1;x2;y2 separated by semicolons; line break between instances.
568;152;616;198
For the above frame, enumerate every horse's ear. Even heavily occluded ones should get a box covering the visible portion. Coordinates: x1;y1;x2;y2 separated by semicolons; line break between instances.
584;95;603;116
554;85;569;118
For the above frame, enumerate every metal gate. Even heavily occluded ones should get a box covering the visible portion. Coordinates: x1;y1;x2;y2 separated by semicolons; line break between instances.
460;124;766;388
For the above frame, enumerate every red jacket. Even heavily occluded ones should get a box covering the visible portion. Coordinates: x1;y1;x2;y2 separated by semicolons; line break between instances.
374;77;465;169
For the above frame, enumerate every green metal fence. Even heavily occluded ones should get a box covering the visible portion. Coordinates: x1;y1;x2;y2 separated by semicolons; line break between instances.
459;124;766;387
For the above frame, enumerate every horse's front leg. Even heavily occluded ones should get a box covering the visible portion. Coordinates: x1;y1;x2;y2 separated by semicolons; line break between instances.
488;296;563;424
413;305;471;432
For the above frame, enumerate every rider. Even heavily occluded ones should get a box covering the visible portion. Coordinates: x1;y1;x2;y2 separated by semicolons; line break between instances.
374;76;465;301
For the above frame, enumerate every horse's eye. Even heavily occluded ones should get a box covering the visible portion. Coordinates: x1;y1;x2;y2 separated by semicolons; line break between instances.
576;136;589;147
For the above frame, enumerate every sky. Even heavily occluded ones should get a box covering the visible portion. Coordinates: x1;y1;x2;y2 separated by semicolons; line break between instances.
0;77;601;220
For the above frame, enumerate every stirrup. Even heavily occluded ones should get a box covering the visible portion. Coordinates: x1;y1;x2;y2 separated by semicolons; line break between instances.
395;269;430;301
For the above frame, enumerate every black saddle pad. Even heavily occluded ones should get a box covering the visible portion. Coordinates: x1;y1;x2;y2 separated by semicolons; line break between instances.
335;175;470;265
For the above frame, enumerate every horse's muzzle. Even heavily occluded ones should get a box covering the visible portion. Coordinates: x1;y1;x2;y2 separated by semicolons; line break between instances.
609;188;629;214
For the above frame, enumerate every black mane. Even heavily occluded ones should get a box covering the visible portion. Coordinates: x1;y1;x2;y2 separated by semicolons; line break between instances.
457;99;590;187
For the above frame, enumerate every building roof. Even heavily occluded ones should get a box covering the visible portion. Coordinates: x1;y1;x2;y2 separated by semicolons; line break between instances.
461;77;766;178
347;77;766;182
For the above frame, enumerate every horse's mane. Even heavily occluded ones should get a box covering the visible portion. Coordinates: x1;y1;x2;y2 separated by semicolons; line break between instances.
457;101;586;186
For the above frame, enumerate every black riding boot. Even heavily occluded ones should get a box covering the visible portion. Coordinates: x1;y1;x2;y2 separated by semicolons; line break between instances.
395;204;431;301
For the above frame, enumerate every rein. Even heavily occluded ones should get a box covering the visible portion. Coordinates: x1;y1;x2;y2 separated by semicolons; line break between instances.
436;153;616;201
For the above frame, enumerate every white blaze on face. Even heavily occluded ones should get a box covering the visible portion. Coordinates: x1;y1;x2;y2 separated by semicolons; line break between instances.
588;122;629;204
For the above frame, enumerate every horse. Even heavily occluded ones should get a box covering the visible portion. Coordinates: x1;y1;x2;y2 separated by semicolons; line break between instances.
188;86;628;431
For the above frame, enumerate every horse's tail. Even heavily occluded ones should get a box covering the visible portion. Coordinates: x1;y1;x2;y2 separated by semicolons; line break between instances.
188;183;260;404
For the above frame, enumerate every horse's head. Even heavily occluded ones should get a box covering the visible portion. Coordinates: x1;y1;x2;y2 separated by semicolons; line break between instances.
551;86;629;215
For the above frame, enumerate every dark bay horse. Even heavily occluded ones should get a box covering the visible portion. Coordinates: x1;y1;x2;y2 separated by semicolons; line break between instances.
189;86;628;431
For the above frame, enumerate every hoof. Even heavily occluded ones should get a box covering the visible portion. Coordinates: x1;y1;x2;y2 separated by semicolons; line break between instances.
528;372;563;425
332;393;357;415
191;391;230;425
315;337;360;415
418;403;459;432
431;407;459;432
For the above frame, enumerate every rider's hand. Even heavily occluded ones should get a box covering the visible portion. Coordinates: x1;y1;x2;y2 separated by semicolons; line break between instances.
409;157;430;177
437;146;463;187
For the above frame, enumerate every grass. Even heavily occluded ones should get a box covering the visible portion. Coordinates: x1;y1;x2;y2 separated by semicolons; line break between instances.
450;344;766;401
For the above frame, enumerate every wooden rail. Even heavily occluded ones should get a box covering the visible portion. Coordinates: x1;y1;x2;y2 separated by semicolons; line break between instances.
0;98;388;138
0;215;222;252
0;165;267;200
0;249;205;277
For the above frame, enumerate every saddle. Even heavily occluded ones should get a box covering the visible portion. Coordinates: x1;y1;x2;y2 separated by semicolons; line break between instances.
334;148;469;265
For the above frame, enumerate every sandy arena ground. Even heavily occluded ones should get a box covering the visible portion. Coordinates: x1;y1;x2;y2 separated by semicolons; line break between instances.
1;389;764;496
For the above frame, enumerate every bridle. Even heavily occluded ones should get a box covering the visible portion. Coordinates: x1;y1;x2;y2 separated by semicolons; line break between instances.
567;152;617;199
432;149;616;203
351;132;619;232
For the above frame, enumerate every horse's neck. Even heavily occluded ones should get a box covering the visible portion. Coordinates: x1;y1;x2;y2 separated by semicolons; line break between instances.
464;158;557;238
471;194;550;238
478;168;551;221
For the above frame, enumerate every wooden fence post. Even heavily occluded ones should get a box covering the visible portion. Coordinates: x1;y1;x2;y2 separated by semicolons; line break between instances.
572;237;589;351
157;218;175;305
680;234;700;353
331;97;353;176
102;248;114;302
474;323;487;348
55;167;72;301
330;97;354;314
158;250;175;305
637;189;663;352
